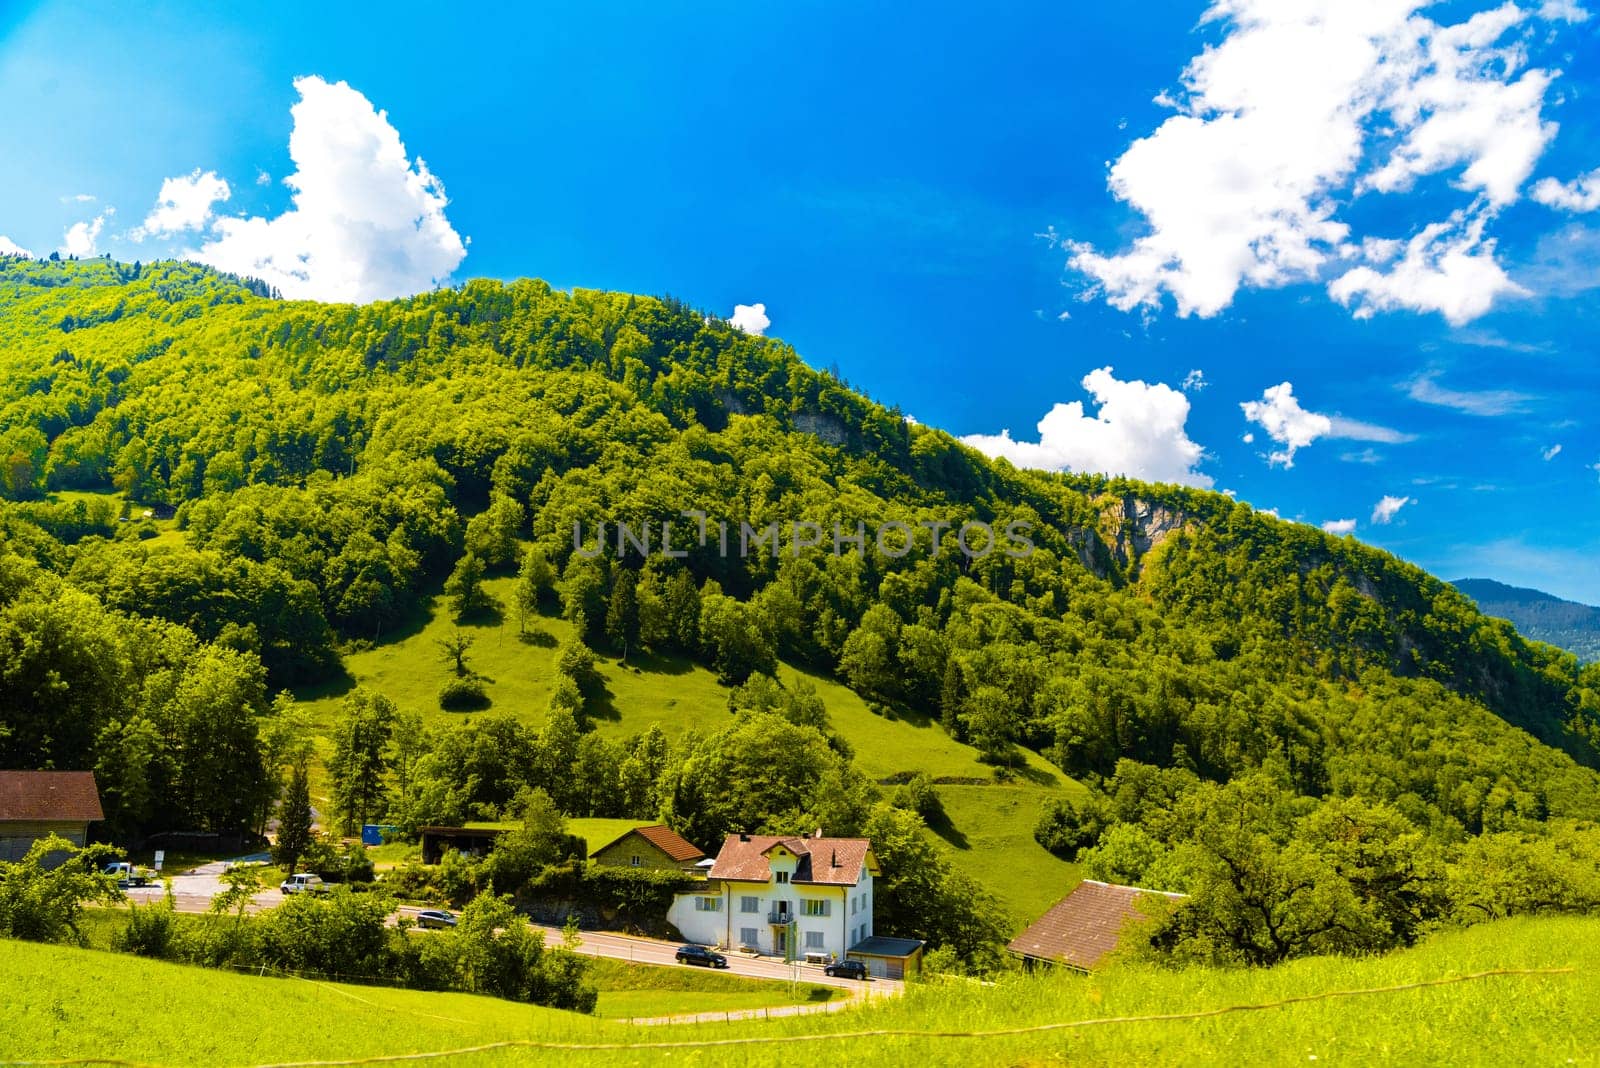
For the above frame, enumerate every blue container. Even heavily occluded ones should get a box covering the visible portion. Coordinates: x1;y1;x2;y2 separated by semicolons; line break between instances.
361;824;397;846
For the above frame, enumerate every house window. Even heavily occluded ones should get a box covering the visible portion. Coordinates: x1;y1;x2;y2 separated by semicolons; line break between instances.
741;896;759;913
803;899;830;917
740;927;759;947
805;930;825;949
630;855;641;867
694;896;721;912
776;871;789;884
851;896;857;915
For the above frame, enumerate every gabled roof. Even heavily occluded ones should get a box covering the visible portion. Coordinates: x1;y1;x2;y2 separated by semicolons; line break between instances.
591;823;705;864
0;771;103;823
1007;880;1185;971
708;833;876;886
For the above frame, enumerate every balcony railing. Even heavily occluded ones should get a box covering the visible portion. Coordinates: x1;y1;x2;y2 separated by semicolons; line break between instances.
768;909;794;924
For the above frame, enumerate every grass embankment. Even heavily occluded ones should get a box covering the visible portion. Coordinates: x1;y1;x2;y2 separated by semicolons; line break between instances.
3;916;1595;1065
583;957;838;1019
289;571;1085;921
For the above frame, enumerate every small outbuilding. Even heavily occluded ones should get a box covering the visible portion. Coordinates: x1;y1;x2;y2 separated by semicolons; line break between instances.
0;770;104;864
419;825;505;865
1007;879;1185;971
846;935;925;979
590;824;705;872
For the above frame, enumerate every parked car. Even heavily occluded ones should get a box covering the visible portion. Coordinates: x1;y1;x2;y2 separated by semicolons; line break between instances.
675;944;729;968
824;959;869;980
415;909;457;929
279;873;327;895
103;861;151;888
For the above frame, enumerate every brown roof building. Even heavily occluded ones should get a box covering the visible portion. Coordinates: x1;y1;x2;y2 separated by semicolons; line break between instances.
0;770;104;864
1007;879;1185;971
707;833;874;886
591;824;706;872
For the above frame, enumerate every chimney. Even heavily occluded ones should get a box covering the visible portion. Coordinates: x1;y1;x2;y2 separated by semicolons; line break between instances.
814;827;823;839
831;849;838;868
738;833;749;842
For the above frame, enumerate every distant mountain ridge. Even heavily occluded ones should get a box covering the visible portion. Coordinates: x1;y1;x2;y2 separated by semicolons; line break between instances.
1454;578;1600;663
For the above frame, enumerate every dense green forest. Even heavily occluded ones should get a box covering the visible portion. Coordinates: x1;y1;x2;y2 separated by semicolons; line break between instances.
4;253;1600;969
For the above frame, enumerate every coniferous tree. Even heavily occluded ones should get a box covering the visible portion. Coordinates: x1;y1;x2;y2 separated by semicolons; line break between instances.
275;758;314;877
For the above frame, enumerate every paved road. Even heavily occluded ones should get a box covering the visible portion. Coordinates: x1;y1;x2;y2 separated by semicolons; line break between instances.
123;861;284;914
525;922;905;997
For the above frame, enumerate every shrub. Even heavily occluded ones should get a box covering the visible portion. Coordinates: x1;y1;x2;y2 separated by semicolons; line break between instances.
112;888;185;959
438;676;490;711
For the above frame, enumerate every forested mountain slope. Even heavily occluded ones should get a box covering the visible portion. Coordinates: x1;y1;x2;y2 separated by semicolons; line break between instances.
1454;578;1600;664
4;255;1600;964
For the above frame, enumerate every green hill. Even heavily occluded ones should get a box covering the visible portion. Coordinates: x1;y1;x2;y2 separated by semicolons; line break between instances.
2;916;1595;1065
3;255;1600;965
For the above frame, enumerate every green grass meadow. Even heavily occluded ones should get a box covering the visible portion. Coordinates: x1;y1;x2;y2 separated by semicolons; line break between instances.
288;570;1086;923
3;916;1595;1066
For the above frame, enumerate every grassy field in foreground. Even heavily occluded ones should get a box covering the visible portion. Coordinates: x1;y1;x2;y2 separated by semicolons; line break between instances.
3;916;1596;1065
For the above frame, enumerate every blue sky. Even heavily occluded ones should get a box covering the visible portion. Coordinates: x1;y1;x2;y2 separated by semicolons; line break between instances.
2;1;1597;601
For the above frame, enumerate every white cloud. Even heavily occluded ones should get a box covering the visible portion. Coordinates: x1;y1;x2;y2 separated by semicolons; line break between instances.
60;193;96;204
1539;0;1591;21
140;169;231;238
1403;370;1534;415
729;303;770;335
1371;494;1413;523
961;366;1212;487
1068;0;1573;323
1241;382;1330;467
1543;444;1562;460
255;170;272;187
1328;207;1526;324
1322;518;1358;535
1182;368;1207;392
1240;381;1412;466
59;210;111;258
1532;168;1600;212
0;235;33;257
191;76;466;302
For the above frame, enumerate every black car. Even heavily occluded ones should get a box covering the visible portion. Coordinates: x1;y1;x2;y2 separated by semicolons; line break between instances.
824;959;869;980
415;909;457;929
675;944;729;968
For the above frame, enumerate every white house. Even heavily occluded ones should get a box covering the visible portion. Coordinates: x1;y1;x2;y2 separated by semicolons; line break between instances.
668;831;879;964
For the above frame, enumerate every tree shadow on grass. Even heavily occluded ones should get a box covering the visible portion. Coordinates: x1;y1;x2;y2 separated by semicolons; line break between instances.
624;650;695;677
926;807;971;850
584;678;623;723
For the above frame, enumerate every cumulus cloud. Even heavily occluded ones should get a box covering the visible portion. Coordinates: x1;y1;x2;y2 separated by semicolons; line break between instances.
1533;168;1600;213
1371;494;1413;523
1068;1;1574;323
1322;518;1358;535
1240;381;1412;467
961;366;1212;487
1327;208;1527;324
729;303;770;335
1543;443;1563;460
0;235;33;257
60;210;111;258
190;76;466;302
140;169;230;238
1403;369;1534;415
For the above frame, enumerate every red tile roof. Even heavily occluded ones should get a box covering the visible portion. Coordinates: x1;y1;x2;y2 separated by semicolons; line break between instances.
0;771;103;823
594;824;706;864
707;833;876;886
1007;880;1185;970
